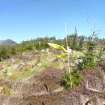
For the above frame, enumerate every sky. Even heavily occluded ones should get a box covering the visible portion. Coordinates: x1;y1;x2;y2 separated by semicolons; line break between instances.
0;0;105;42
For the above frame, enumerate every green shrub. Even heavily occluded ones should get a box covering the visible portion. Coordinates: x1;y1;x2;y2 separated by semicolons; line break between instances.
62;70;82;89
78;35;97;69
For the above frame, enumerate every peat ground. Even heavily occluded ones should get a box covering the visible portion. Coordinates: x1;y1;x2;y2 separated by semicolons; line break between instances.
0;60;105;105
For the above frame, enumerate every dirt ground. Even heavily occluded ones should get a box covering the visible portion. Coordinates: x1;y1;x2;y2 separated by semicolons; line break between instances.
1;61;105;105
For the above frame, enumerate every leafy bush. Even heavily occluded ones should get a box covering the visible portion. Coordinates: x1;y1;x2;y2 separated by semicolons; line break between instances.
62;70;82;89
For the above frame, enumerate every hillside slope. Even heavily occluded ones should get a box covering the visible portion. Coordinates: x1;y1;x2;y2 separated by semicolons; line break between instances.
0;39;16;45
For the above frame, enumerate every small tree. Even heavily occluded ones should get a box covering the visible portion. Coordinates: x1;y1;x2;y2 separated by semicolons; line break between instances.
80;32;97;69
78;36;84;50
71;27;78;50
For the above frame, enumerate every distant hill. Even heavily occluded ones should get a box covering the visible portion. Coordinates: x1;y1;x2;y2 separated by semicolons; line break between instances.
0;39;16;45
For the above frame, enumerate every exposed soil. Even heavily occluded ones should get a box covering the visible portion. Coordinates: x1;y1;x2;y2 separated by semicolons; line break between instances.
0;61;105;105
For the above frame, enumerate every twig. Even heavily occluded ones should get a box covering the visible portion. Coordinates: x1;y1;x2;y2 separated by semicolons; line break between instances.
85;80;103;93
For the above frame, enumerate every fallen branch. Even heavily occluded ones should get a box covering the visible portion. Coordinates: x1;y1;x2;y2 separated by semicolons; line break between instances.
85;80;103;93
